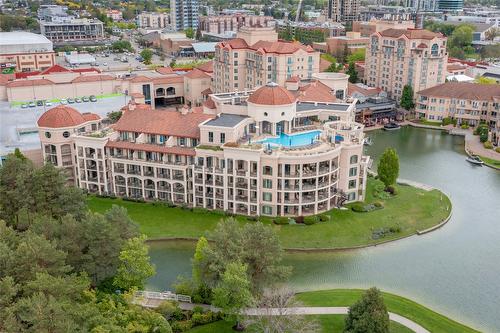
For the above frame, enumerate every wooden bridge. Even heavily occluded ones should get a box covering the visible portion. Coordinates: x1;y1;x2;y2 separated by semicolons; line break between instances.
133;291;192;308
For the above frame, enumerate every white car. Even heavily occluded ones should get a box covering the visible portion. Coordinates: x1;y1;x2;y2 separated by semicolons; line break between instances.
60;98;68;105
45;101;53;106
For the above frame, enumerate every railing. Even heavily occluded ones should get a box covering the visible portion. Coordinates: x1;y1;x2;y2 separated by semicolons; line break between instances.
135;291;191;303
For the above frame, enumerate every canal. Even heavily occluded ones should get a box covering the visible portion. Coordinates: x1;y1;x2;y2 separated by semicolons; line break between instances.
147;127;500;332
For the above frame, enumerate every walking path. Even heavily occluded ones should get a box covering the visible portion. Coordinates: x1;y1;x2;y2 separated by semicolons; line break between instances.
243;306;430;333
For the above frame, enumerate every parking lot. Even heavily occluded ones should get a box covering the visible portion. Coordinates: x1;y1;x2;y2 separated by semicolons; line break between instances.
0;95;130;155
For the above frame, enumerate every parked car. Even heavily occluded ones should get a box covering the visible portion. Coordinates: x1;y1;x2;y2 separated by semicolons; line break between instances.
82;96;89;102
75;97;82;103
89;95;97;102
67;98;75;104
36;100;44;106
103;62;108;66
21;103;28;109
45;101;53;106
28;101;36;107
60;98;68;105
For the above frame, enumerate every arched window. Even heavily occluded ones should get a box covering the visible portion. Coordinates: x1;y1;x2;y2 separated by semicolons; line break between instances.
156;87;165;96
166;87;176;96
431;44;439;56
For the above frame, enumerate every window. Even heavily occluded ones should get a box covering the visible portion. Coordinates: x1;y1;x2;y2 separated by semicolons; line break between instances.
62;131;70;138
220;133;225;144
348;192;356;201
45;132;51;138
263;179;272;188
263;192;272;202
350;155;358;164
262;205;272;215
349;180;357;189
263;166;272;175
208;132;213;143
264;112;268;116
349;167;357;177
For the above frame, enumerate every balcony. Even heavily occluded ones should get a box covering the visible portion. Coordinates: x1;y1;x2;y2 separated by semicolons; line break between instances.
127;169;141;175
144;170;155;177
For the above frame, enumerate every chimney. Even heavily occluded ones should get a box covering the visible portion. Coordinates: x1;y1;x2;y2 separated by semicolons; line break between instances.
127;101;136;111
180;104;190;115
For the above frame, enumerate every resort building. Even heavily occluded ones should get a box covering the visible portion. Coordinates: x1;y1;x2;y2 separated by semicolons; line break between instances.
37;74;369;217
0;32;56;72
213;26;320;93
416;82;500;145
364;28;448;101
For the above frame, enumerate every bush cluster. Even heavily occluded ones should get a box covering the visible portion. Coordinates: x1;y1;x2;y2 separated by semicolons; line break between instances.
273;217;289;225
351;202;384;213
318;214;330;222
495;147;500;153
304;216;318;225
155;300;221;333
122;196;145;203
385;185;398;195
441;117;456;126
461;123;470;129
484;141;493;149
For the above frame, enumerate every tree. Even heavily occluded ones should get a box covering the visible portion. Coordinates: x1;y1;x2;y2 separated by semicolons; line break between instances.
107;110;123;123
192;236;208;285
400;85;415;111
213;261;253;330
114;235;156;291
377;148;400;189
346;62;359;83
347;48;366;63
185;27;195;39
450;24;474;49
112;40;133;53
475;76;497;85
244;287;320;333
485;27;500;41
141;48;153;65
344;287;389;333
195;219;291;294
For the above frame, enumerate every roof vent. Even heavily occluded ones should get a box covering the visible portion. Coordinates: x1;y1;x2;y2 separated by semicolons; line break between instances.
266;82;278;87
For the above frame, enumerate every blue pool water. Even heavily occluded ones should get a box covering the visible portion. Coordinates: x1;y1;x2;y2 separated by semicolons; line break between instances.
258;130;321;147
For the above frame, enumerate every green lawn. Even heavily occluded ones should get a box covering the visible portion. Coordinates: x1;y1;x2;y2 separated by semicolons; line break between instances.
296;289;480;333
413;120;443;127
87;178;451;249
479;155;500;168
186;315;412;333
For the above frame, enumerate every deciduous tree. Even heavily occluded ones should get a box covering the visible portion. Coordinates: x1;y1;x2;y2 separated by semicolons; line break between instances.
344;287;389;333
377;148;400;189
140;48;153;65
400;85;415;111
114;235;155;291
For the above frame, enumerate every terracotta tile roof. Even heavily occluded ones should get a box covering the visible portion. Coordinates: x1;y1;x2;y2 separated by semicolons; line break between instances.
201;87;212;95
128;75;152;83
248;82;297;105
71;75;114;83
417;43;428;48
40;64;71;75
0;74;15;85
185;68;211;79
113;108;214;139
218;38;249;50
378;28;443;40
106;140;196;156
295;81;336;103
417;82;500;101
251;40;315;54
286;75;300;82
348;82;381;97
130;92;145;98
447;63;467;71
37;105;99;128
152;75;184;84
71;68;101;74
7;78;54;88
121;102;152;112
156;67;174;75
203;96;216;109
15;71;40;79
196;60;213;73
320;58;332;72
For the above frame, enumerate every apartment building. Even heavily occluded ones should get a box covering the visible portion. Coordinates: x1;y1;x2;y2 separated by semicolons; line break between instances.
313;32;368;58
137;12;171;29
0;32;55;72
416;82;500;145
39;18;105;43
38;75;369;217
352;19;415;37
213;26;320;93
170;0;199;30
364;28;448;100
106;10;123;21
198;13;274;35
327;0;360;23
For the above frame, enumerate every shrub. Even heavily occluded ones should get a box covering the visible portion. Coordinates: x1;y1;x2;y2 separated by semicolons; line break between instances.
385;185;398;195
273;217;289;225
480;132;489;143
192;284;212;304
373;201;384;208
296;216;304;224
171;320;193;333
351;202;367;212
496;147;500;153
318;214;329;222
247;216;258;221
304;216;318;225
484;141;493;149
461;123;469;129
173;277;195;297
156;300;183;321
442;117;456;126
191;312;217;326
192;306;204;314
389;226;402;233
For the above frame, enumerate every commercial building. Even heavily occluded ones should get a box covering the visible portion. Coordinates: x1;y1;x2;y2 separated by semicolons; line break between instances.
327;0;360;23
313;32;369;59
170;0;199;30
37;77;369;216
213;26;320;93
416;83;500;144
352;19;415;37
39;18;105;43
37;4;69;21
364;28;448;100
137;12;171;29
0;32;55;72
198;13;274;36
437;0;463;12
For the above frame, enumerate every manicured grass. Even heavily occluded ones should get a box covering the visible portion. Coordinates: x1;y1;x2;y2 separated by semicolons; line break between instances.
87;178;451;249
187;315;412;332
296;289;480;333
479;155;500;168
413;120;443;127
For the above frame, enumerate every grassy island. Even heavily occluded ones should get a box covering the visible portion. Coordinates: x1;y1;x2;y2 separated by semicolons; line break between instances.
88;177;451;250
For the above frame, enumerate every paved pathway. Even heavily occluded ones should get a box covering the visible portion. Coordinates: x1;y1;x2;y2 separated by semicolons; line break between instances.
243;307;430;333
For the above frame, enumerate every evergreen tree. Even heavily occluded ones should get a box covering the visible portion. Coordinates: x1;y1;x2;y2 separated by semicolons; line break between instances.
377;148;400;189
400;85;415;110
346;62;359;83
344;287;390;333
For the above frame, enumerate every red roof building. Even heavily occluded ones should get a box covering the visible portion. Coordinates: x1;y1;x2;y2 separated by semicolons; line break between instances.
37;105;100;128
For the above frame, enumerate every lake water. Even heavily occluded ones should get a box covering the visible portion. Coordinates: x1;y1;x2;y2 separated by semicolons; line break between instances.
147;127;500;332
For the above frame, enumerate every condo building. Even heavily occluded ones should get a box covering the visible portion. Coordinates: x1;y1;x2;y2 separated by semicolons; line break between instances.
37;75;369;217
364;28;448;100
170;0;199;30
198;13;275;35
137;12;171;29
213;26;320;93
327;0;360;23
416;82;500;145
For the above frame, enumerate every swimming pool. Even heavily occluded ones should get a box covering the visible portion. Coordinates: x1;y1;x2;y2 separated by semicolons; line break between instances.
258;130;321;148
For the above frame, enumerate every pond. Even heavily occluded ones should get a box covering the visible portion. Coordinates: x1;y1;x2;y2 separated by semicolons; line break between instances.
147;126;500;332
